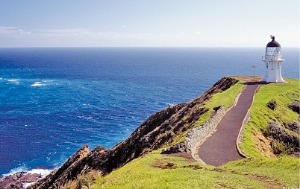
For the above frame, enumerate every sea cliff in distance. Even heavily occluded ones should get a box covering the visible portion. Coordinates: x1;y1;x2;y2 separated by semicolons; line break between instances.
2;76;297;189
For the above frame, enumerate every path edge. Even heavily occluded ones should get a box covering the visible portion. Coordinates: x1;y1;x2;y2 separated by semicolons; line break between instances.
236;84;261;158
193;85;245;163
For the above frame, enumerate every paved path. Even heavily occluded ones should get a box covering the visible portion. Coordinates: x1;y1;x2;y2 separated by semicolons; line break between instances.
198;82;260;166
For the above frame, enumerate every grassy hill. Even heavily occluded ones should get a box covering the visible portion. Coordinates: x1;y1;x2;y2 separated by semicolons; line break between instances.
63;77;299;189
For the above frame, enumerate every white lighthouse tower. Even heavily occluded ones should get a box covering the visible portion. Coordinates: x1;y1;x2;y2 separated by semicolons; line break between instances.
262;35;284;83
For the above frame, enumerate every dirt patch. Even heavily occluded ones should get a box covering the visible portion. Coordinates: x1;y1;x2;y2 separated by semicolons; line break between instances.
151;158;177;169
215;182;236;189
247;174;283;189
182;164;202;170
253;131;275;158
214;168;283;189
233;76;262;83
213;167;226;173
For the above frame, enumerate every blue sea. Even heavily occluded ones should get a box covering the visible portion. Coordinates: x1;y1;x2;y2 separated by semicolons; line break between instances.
0;48;298;175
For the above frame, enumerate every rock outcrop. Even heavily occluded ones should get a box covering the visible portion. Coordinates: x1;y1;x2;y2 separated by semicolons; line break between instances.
267;99;277;110
28;145;90;189
288;100;300;114
0;172;42;189
266;122;299;156
29;77;239;189
161;142;187;154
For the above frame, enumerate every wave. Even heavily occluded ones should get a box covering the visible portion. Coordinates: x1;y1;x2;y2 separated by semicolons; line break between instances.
1;165;28;177
6;79;20;84
7;79;18;82
22;169;52;188
166;102;175;107
31;81;44;87
1;166;53;188
2;165;52;178
1;78;59;87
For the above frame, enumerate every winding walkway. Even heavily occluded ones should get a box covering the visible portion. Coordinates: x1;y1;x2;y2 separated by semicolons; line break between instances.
198;82;260;166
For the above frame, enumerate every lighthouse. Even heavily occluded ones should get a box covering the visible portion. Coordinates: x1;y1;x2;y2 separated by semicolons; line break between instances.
262;35;284;83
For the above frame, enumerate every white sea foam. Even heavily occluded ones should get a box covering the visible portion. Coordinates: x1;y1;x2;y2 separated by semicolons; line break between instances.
2;166;52;177
7;79;18;82
166;102;175;107
22;182;34;188
2;165;28;177
2;166;53;188
21;169;52;188
31;82;44;87
27;168;52;177
7;79;20;84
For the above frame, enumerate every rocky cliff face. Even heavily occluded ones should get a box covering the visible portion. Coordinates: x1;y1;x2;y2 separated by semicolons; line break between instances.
29;77;238;189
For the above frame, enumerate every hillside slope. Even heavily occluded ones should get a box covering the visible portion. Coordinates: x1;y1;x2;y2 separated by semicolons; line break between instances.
30;77;240;189
30;77;299;189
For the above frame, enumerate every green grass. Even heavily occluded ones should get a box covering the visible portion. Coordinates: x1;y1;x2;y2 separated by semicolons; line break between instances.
194;78;245;127
90;151;280;189
225;156;300;188
240;78;299;158
64;77;300;189
87;150;299;188
172;78;245;144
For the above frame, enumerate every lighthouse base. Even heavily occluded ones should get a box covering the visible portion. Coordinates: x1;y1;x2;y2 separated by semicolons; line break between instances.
263;71;284;83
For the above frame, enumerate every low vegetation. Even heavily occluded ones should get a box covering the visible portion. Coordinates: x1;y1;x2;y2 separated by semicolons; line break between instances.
63;77;300;189
172;77;245;145
240;78;299;157
64;150;299;189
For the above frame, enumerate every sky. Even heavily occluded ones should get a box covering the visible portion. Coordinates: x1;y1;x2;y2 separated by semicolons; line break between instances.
0;0;299;47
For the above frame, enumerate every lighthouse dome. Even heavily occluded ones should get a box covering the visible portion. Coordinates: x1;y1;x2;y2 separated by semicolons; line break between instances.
266;36;281;47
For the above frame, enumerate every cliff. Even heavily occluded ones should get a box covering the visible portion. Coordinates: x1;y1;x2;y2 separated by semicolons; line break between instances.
29;77;239;189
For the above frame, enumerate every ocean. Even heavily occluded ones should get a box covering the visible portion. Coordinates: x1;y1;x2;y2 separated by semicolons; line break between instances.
0;47;298;175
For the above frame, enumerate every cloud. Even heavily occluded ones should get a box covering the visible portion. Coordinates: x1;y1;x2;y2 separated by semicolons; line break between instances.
0;26;30;35
0;26;206;47
0;26;222;47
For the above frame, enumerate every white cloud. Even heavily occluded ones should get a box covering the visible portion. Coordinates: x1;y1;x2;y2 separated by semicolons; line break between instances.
0;26;206;47
0;26;30;35
0;26;298;47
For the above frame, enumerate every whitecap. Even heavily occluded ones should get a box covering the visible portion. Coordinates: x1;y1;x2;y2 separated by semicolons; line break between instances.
2;166;52;178
2;165;29;177
166;103;175;107
31;82;44;87
7;79;18;82
7;79;20;84
22;169;52;188
27;168;52;178
22;182;34;188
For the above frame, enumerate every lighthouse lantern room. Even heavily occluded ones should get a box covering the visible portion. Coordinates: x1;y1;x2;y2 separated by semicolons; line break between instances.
262;35;284;83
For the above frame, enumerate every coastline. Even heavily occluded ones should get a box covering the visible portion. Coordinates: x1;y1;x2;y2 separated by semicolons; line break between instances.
0;168;52;189
1;48;299;177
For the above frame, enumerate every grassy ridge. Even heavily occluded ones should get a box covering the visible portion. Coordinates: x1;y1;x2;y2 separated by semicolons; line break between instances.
194;78;245;126
172;78;245;145
91;151;280;189
240;78;299;158
69;150;298;188
64;77;300;189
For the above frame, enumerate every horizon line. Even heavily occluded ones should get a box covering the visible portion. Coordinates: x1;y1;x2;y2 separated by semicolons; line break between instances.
0;46;299;48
